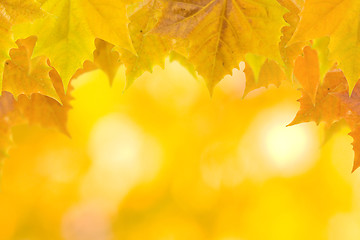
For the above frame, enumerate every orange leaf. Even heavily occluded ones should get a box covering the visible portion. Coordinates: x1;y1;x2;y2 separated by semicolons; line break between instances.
294;46;320;105
289;69;348;126
334;80;360;172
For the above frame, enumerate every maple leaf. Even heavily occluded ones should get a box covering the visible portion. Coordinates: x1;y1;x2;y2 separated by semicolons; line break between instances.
67;39;120;84
288;0;352;45
120;0;171;89
0;0;44;25
93;39;121;85
293;46;320;105
17;68;73;135
70;60;97;81
13;0;95;92
0;67;72;165
0;91;20;158
312;37;335;82
288;69;348;126
2;36;60;102
82;0;136;54
169;51;198;79
0;30;13;89
334;81;360;172
277;0;305;77
0;0;44;90
243;59;285;97
153;0;287;93
288;0;360;93
245;54;266;83
349;128;360;172
328;2;360;93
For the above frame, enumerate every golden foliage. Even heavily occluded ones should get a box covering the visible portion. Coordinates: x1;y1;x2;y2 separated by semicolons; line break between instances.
2;0;360;172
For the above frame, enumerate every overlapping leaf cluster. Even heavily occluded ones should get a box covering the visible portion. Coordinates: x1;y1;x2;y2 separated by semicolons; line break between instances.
1;0;360;171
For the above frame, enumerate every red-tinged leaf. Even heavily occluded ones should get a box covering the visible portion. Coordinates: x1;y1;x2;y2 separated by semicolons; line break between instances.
349;128;360;172
289;69;348;126
0;92;20;157
334;80;360;172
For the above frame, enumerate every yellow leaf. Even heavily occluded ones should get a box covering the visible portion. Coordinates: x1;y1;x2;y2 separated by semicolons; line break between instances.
69;40;120;84
153;0;287;93
0;33;13;90
243;59;285;97
288;0;353;45
17;69;73;135
0;0;44;91
0;0;44;25
120;0;171;89
329;2;360;93
245;54;266;83
13;0;94;92
70;60;97;81
2;36;61;103
277;0;305;78
169;51;198;79
312;37;335;82
93;39;121;85
82;0;136;54
0;91;19;158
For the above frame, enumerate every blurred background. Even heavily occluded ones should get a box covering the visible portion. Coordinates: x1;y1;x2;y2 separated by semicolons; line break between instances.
0;60;359;240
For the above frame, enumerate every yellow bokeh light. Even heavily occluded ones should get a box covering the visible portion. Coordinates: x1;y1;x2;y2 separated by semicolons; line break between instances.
263;122;313;172
239;103;320;177
82;113;162;206
259;104;319;176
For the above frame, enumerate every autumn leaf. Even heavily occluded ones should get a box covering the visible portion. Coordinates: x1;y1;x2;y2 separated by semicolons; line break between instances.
293;46;319;105
328;2;360;93
243;59;285;97
153;0;287;93
289;69;348;126
245;54;266;83
0;0;44;25
334;81;360;172
0;91;20;158
3;0;360;174
70;60;97;81
288;0;352;45
349;128;360;172
169;51;198;79
288;0;360;93
17;68;73;136
93;39;121;85
67;39;120;84
82;0;136;54
2;36;60;102
312;37;335;82
13;0;95;92
120;0;171;89
277;0;305;77
0;0;44;89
